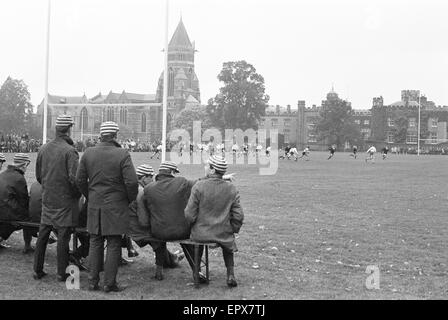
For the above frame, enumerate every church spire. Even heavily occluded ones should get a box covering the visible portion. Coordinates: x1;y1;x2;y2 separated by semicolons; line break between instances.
169;17;192;48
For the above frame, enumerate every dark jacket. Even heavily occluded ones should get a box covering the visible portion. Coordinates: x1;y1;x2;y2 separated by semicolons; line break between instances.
129;183;152;244
76;140;138;236
185;174;244;252
28;181;42;223
36;133;81;227
29;181;87;227
0;165;29;221
142;173;196;240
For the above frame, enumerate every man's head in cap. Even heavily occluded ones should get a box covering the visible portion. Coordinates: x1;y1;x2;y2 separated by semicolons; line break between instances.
206;155;228;176
55;114;74;136
158;161;180;176
12;153;31;173
136;164;155;185
99;121;119;141
0;153;6;171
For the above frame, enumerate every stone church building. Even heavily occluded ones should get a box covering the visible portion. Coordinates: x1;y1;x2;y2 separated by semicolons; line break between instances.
36;18;200;141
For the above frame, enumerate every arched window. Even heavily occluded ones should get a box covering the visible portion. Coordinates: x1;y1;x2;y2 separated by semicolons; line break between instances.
168;67;174;96
141;113;147;132
80;107;88;130
120;107;128;125
106;107;115;122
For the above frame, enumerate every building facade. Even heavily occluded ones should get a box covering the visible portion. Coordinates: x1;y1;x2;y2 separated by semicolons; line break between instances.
260;88;448;152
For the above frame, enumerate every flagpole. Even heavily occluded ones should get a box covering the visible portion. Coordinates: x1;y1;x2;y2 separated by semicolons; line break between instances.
43;0;51;144
417;93;421;156
161;0;169;162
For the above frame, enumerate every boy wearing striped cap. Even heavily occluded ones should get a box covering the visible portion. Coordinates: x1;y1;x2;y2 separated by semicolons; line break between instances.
185;155;244;287
33;114;82;281
0;153;35;252
140;160;234;281
76;121;138;292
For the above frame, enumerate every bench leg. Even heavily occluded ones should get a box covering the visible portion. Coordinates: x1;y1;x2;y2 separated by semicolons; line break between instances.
205;245;209;282
194;244;200;288
72;232;78;253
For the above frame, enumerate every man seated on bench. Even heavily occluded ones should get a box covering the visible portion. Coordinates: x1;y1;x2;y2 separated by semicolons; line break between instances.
0;153;35;253
128;164;184;268
140;161;235;282
185;155;244;287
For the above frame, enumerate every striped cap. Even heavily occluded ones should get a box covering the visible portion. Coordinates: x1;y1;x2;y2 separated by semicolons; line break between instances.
159;161;179;173
207;155;228;173
100;121;119;135
0;153;6;162
13;153;31;165
55;114;74;127
136;164;154;177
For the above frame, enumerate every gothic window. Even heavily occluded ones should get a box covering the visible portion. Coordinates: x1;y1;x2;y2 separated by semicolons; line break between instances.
80;107;88;130
141;113;147;132
106;107;115;122
119;107;128;125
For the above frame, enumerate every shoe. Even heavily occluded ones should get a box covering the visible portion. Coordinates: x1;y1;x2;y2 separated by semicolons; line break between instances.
127;249;139;258
88;284;100;291
177;253;185;262
79;258;89;272
0;241;11;249
198;272;208;284
33;271;48;280
57;274;69;282
48;232;57;244
22;246;35;254
104;284;125;293
120;257;133;265
69;254;89;272
227;275;238;287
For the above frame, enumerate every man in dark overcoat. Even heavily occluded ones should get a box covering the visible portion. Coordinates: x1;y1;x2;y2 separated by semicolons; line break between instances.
33;115;81;281
0;153;34;252
76;121;138;293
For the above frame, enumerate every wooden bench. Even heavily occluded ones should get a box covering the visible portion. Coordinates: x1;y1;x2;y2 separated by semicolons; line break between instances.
1;220;218;288
72;232;218;288
0;220;81;252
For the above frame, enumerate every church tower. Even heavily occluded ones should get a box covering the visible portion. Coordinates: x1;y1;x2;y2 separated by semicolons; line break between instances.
156;18;201;124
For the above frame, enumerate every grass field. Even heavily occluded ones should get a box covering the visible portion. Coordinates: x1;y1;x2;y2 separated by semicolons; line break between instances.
0;151;447;300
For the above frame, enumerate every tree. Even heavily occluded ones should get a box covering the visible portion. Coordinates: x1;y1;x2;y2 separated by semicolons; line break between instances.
206;61;270;131
391;116;408;143
172;106;214;137
0;77;34;134
316;98;362;148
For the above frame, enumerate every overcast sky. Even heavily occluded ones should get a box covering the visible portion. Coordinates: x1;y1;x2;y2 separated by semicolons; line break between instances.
1;0;447;110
